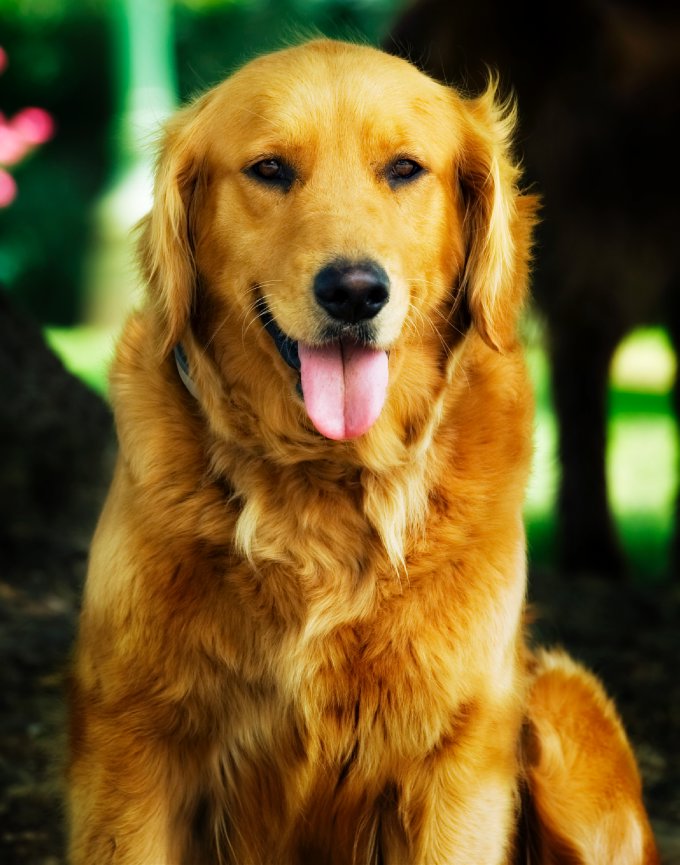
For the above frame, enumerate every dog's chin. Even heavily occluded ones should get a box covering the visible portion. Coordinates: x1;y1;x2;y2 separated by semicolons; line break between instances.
256;298;390;442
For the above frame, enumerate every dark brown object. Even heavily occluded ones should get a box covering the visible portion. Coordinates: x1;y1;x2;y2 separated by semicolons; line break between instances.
0;291;114;863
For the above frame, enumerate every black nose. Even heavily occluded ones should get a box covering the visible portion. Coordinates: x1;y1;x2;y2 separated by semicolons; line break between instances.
313;262;390;323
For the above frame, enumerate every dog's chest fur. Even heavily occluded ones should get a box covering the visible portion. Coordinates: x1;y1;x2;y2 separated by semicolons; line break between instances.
154;442;526;813
175;530;525;861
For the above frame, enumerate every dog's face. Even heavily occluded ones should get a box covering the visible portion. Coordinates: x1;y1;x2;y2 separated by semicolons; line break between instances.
140;40;534;443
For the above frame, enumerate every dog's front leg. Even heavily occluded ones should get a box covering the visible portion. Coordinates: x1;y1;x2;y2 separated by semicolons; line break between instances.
390;744;519;865
67;710;198;865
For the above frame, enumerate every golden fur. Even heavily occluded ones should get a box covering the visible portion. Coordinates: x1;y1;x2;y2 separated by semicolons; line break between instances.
67;40;658;864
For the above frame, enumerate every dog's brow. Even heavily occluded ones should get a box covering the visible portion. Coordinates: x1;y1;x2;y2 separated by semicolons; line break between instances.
236;104;292;134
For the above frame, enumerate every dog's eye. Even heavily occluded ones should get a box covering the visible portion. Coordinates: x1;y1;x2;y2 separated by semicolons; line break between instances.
247;158;294;190
254;159;283;179
388;158;424;186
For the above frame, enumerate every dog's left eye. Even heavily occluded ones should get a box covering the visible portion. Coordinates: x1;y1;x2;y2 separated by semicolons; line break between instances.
246;158;295;190
387;158;424;186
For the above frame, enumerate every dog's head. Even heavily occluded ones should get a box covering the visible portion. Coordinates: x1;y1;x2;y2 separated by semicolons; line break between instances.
138;40;536;444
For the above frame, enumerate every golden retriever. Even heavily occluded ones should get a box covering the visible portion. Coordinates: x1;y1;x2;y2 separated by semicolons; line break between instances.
67;39;659;864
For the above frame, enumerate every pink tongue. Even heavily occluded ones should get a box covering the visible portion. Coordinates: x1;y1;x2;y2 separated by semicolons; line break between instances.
298;341;388;440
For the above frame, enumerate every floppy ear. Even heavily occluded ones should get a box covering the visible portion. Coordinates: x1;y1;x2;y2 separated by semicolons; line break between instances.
458;80;539;352
137;98;208;357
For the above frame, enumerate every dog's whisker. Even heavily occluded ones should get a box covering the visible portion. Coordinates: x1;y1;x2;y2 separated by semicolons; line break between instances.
406;305;449;354
246;280;284;293
240;291;279;344
406;304;430;339
201;312;233;355
424;301;469;342
239;310;261;348
238;284;286;343
419;304;471;385
405;275;437;287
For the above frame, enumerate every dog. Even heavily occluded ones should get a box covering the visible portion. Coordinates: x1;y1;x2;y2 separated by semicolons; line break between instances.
66;40;659;864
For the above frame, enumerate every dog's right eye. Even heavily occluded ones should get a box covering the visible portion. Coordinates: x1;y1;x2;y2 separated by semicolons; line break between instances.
386;157;425;187
246;158;294;190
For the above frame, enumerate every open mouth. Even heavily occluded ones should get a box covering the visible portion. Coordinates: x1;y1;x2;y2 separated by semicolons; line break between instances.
256;298;301;372
256;297;389;441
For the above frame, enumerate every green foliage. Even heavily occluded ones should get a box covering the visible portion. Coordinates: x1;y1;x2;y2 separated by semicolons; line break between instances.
173;0;401;100
0;5;113;323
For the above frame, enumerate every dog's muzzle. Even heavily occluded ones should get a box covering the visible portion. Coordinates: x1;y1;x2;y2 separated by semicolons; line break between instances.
255;271;390;442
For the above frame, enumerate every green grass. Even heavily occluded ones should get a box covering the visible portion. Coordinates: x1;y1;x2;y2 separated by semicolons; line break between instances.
45;323;678;582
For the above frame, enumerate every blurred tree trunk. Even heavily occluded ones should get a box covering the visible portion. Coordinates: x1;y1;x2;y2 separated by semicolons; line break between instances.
84;0;178;330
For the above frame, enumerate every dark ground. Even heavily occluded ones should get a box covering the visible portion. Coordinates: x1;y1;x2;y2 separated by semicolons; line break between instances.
1;295;678;863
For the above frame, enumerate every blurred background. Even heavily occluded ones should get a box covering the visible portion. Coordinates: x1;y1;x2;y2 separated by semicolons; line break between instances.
1;1;679;860
2;0;677;583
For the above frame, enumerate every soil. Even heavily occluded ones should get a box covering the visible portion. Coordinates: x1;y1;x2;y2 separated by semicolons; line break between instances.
1;294;678;863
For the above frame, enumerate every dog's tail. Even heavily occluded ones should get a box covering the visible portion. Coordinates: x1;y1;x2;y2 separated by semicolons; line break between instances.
519;648;659;865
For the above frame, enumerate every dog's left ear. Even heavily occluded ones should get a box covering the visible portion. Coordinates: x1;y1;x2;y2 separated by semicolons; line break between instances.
458;81;539;352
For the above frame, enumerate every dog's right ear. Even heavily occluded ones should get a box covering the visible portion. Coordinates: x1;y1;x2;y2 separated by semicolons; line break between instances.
137;96;209;357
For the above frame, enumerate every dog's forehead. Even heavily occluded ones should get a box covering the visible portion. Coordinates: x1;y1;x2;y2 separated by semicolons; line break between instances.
209;40;459;159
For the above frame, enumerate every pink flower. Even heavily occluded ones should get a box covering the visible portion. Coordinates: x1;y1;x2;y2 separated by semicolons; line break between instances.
0;48;55;207
0;109;55;166
11;107;55;146
0;168;17;207
0;115;28;165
